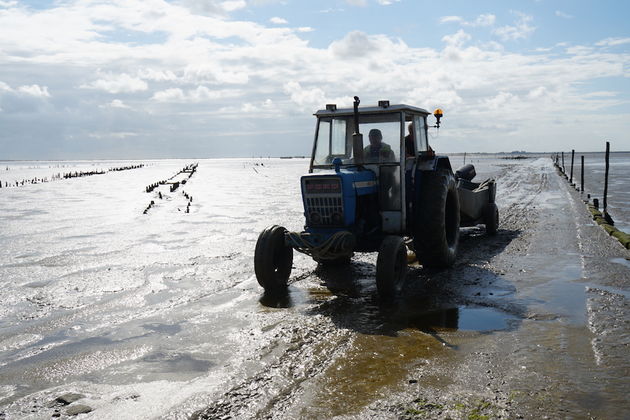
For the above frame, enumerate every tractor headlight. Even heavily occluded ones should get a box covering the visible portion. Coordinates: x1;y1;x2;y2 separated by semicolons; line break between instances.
332;212;343;224
310;211;322;224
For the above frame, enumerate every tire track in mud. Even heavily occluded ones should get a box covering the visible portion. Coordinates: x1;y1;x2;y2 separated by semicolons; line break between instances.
495;161;548;231
191;315;354;419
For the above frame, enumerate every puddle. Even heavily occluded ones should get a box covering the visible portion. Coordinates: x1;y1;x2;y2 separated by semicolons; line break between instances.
610;257;630;270
404;306;516;332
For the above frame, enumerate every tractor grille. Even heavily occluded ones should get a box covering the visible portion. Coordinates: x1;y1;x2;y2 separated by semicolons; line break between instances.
305;196;343;226
303;177;344;227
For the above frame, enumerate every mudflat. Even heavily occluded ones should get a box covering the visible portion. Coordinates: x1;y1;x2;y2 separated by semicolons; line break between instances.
0;157;628;419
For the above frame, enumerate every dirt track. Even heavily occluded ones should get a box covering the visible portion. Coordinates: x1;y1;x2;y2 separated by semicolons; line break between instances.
192;158;629;420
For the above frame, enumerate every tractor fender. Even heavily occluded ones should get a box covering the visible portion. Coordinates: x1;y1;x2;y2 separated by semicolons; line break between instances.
435;156;453;172
414;156;453;173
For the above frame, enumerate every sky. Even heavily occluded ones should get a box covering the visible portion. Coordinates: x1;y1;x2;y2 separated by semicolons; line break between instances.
0;0;629;159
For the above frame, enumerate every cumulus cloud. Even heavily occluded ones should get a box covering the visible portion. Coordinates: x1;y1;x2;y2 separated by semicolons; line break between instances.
81;74;148;94
0;82;51;98
329;30;404;59
220;0;247;12
269;16;288;24
17;85;51;98
494;12;535;41
442;30;471;47
440;14;495;27
178;0;246;15
345;0;367;6
377;0;400;5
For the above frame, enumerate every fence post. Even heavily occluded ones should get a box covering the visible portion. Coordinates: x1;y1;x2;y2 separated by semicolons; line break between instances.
604;141;610;213
561;152;565;173
570;149;575;184
580;155;584;194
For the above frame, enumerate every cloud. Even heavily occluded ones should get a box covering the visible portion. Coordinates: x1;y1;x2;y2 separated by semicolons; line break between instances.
151;86;240;103
17;85;51;98
494;12;535;41
178;0;246;15
81;73;148;94
555;10;574;19
269;16;288;24
0;81;51;98
220;0;247;12
319;8;344;13
440;14;495;27
345;0;367;6
596;37;630;47
329;30;405;59
0;81;12;92
0;0;628;158
377;0;400;5
440;16;463;24
151;88;186;102
442;30;471;47
102;99;130;109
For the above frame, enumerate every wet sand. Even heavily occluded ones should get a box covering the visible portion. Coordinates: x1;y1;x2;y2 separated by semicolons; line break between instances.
0;157;628;419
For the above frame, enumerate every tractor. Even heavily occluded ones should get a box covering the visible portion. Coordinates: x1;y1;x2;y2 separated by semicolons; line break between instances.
254;97;498;298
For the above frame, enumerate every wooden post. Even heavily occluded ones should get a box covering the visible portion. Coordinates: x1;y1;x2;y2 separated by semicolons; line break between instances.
580;155;584;194
604;141;610;213
570;150;575;184
561;152;565;173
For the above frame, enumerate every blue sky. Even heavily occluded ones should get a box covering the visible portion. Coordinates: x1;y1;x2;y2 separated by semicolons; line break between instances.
0;0;628;159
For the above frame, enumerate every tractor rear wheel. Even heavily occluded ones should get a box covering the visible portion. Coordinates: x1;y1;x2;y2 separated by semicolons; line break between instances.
376;236;407;299
254;225;293;293
413;170;460;268
483;203;499;235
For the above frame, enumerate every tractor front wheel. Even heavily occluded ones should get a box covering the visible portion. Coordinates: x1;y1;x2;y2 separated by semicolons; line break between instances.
254;225;293;293
376;236;408;299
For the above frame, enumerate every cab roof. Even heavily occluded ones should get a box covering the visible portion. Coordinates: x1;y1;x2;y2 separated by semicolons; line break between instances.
314;104;430;118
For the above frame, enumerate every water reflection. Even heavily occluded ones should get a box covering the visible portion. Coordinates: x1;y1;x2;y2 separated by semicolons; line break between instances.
259;290;293;308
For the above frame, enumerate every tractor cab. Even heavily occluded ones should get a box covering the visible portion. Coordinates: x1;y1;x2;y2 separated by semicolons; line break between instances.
304;99;436;238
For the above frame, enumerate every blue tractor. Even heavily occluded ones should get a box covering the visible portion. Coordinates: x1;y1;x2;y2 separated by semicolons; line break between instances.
254;97;496;298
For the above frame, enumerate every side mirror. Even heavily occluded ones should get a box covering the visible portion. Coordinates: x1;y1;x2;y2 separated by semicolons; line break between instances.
433;108;443;129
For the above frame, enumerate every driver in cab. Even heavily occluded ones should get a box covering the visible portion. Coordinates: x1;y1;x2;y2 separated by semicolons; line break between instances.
363;129;395;163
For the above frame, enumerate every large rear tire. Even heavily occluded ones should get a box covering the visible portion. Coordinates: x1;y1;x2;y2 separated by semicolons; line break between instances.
254;225;293;293
376;236;407;299
413;170;460;268
483;203;499;235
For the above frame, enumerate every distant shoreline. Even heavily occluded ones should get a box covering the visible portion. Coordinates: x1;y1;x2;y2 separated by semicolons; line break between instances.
2;151;630;162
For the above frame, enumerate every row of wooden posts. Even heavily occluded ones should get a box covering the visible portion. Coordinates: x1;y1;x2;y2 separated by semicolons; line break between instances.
143;163;198;214
0;164;145;190
552;141;614;223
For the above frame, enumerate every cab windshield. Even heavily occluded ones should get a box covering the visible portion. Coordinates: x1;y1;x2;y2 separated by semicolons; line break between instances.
312;113;402;167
